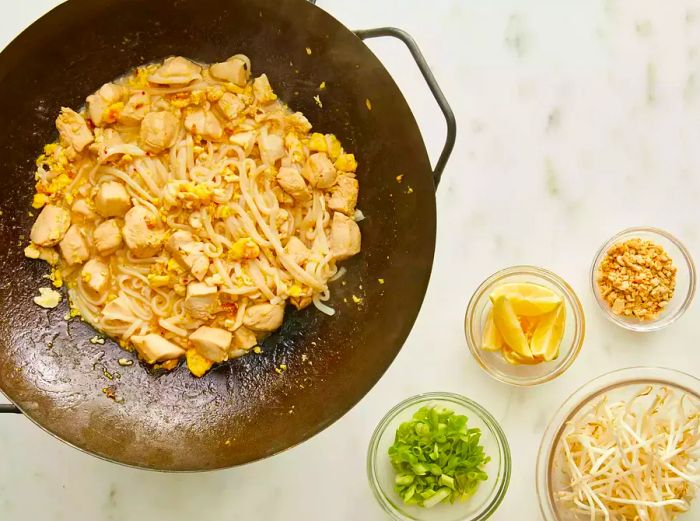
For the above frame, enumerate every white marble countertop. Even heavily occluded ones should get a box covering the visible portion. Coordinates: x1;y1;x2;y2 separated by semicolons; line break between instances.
2;1;700;519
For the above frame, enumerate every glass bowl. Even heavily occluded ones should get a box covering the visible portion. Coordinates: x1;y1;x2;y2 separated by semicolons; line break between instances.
590;227;696;332
464;266;585;386
536;367;700;521
367;393;511;521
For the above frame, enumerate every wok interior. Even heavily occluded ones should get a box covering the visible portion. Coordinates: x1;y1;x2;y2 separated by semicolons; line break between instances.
0;0;436;469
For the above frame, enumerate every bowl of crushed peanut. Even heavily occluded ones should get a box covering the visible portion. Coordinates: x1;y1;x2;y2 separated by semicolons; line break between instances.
591;227;696;331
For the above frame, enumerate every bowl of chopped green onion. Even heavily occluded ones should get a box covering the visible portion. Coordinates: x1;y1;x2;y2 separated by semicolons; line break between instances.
367;392;511;521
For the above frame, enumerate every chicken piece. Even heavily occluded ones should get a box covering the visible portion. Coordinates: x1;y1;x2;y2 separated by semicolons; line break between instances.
185;282;218;319
86;83;125;126
131;334;186;364
302;152;337;189
243;302;285;332
70;199;96;221
209;55;250;86
148;56;202;85
94;181;131;217
258;132;285;165
285;236;310;265
81;258;109;293
276;166;310;201
166;230;210;281
56;107;94;152
330;212;361;261
30;205;71;247
59;225;90;265
231;326;257;352
93;219;123;255
118;91;150;125
229;131;256;149
216;92;245;120
139;111;179;153
328;175;359;215
101;294;134;323
186;348;213;377
189;326;231;363
252;74;277;104
184;109;223;140
122;206;163;258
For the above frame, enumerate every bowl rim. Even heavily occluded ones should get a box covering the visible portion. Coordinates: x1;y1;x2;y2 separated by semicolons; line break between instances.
535;366;700;521
589;226;697;332
367;392;512;521
464;265;586;387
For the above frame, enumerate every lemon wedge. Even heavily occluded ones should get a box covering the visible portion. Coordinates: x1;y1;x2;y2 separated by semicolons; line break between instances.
492;295;533;358
502;346;544;365
481;310;504;351
530;303;565;361
490;282;562;316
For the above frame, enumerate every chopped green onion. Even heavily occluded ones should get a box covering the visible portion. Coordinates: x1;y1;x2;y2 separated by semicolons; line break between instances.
388;405;490;508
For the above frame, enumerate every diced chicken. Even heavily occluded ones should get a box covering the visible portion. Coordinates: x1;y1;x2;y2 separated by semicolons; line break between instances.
252;74;277;104
131;334;186;364
184;109;223;139
276;166;310;201
216;92;245;120
101;294;134;323
70;199;96;221
231;326;257;352
302;152;337;189
59;225;90;265
81;258;109;293
122;206;163;258
330;212;361;261
139;111;179;153
166;230;210;280
209;55;250;86
285;236;310;265
56;107;94;152
93;219;123;255
189;326;231;363
258;132;285;165
185;282;218;319
118;91;150;125
148;56;202;85
229;131;256;149
30;205;70;246
89;128;136;161
86;83;125;126
328;175;359;215
94;181;131;217
243;302;285;332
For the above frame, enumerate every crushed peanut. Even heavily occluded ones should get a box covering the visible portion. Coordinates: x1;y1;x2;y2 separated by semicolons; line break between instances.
597;238;676;320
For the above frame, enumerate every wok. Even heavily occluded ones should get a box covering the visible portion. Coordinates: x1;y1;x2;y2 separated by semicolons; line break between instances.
0;0;455;470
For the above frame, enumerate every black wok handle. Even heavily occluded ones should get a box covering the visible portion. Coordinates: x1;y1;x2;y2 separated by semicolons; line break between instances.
0;403;21;414
354;27;456;188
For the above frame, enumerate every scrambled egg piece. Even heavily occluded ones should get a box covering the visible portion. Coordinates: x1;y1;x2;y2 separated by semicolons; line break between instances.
227;238;260;260
34;287;62;309
186;348;214;377
335;154;357;172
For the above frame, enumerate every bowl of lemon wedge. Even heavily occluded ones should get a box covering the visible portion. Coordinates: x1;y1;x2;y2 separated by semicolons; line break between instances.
464;266;585;386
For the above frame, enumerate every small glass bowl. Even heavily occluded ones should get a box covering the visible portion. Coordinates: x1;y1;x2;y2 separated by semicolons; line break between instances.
464;266;585;386
590;227;696;332
536;367;700;521
367;393;511;521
